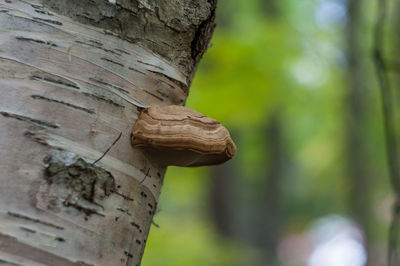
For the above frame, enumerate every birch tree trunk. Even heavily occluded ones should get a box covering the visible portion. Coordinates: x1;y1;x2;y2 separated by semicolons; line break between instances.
0;0;216;265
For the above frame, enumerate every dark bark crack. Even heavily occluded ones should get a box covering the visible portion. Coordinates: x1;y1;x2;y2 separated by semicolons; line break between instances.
0;111;60;129
30;95;95;114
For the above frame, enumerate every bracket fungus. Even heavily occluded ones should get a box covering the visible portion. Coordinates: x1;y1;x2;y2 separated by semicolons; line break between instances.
131;105;236;167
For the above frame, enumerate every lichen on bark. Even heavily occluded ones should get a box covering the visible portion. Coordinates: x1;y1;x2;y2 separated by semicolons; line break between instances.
43;150;115;218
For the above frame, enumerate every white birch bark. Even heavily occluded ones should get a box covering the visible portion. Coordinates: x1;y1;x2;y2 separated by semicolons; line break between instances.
0;0;216;265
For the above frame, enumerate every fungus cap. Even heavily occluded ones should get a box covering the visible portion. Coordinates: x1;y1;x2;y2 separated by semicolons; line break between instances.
131;105;236;167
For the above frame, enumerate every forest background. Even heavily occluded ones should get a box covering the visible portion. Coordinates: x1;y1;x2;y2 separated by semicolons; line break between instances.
141;0;397;265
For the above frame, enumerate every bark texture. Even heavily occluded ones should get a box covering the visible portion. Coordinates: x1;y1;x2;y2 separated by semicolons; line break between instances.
43;0;216;82
0;0;216;265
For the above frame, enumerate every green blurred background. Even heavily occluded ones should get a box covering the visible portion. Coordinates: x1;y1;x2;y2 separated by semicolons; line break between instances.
141;0;399;265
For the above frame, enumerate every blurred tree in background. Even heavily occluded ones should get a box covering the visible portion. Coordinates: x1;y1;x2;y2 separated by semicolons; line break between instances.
141;0;399;265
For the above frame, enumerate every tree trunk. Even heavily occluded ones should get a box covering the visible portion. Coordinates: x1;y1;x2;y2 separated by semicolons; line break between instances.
0;0;216;265
209;112;286;266
344;0;372;262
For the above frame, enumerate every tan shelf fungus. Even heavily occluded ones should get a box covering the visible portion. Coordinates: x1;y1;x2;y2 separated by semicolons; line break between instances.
131;105;237;167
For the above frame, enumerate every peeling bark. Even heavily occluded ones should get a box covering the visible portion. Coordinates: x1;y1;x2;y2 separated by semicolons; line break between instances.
0;0;216;265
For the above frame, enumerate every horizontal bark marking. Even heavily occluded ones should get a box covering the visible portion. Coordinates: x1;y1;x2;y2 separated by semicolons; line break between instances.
128;67;146;76
55;237;66;242
33;17;62;26
19;226;36;234
124;251;133;258
89;77;129;94
100;57;124;67
30;95;95;114
75;13;96;21
143;90;164;102
103;29;119;37
19;226;67;243
0;111;60;129
7;212;64;230
88;39;103;46
0;233;83;266
75;40;121;56
116;207;132;216
15;36;58;47
130;222;142;233
137;60;164;71
114;192;135;202
147;70;188;93
31;74;80;90
155;89;169;98
81;92;124;108
33;9;54;16
114;48;130;55
62;201;105;218
30;4;43;9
